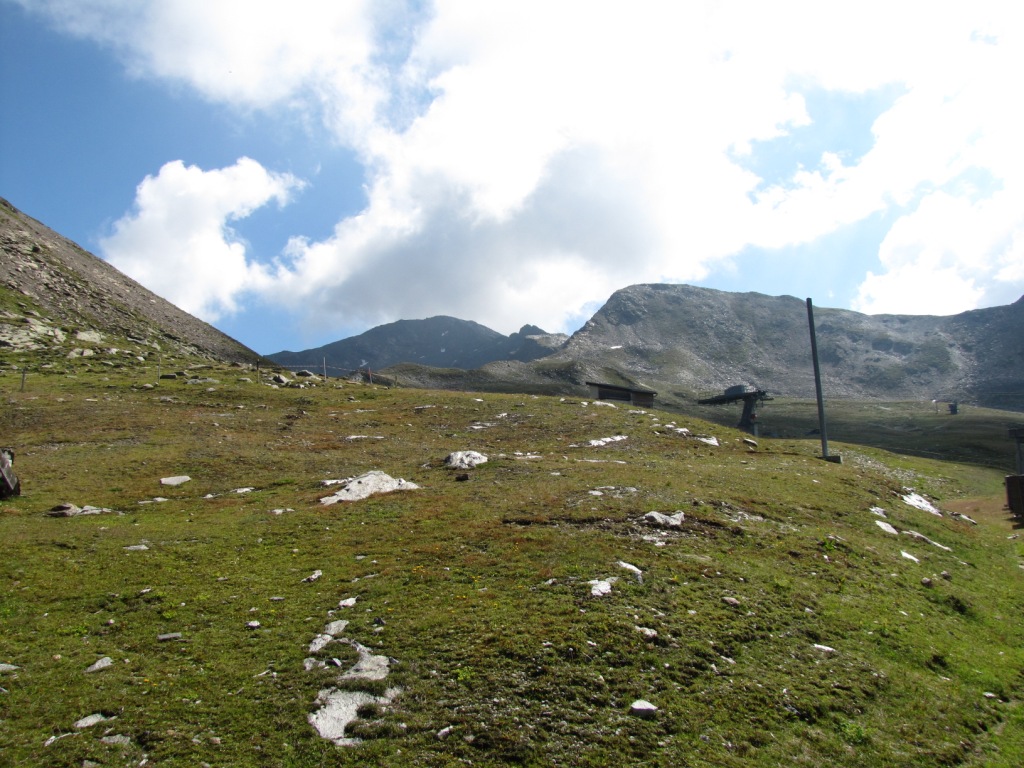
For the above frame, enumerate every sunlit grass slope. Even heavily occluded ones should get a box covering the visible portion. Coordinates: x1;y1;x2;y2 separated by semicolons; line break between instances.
1;355;1022;767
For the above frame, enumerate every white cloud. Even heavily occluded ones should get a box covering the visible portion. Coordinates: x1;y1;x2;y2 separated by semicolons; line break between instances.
24;0;1024;332
100;158;303;321
853;184;1024;314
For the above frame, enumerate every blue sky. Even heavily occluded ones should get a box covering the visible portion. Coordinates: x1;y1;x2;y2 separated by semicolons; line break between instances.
2;1;1022;355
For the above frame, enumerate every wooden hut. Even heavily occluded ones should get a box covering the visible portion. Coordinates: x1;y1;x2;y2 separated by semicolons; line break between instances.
586;382;657;408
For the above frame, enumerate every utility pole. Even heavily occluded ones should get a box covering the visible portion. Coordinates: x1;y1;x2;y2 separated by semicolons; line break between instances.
807;298;841;463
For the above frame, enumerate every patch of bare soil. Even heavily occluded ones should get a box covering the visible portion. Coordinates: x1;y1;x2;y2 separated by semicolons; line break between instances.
945;494;1021;531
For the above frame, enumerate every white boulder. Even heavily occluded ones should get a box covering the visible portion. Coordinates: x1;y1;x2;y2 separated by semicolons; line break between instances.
444;451;488;469
320;471;419;504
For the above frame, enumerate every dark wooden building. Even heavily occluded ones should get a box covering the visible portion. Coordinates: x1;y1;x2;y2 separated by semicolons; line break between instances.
586;381;657;408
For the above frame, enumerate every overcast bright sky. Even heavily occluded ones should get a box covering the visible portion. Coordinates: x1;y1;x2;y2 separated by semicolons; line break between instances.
2;1;1022;354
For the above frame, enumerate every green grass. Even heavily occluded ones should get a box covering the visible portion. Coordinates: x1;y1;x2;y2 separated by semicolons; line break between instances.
1;353;1023;766
686;396;1021;474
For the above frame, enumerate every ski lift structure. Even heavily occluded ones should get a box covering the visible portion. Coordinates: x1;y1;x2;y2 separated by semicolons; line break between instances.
698;384;773;435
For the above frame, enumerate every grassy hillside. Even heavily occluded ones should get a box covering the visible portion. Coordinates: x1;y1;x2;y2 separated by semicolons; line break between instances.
1;354;1023;767
678;397;1022;473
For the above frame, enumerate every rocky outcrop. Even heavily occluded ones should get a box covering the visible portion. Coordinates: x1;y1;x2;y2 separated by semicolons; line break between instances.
0;197;260;364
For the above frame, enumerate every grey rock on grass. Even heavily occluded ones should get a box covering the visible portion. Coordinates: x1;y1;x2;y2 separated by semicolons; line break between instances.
85;657;113;673
444;451;488;469
320;471;419;504
160;475;191;486
630;699;658;719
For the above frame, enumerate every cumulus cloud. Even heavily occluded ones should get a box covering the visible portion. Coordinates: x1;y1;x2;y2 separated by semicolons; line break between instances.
22;0;1024;333
101;158;303;321
853;184;1024;314
272;145;666;334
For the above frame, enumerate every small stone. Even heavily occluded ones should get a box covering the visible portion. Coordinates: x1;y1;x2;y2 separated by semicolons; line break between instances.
636;626;658;639
437;726;453;740
0;663;19;673
642;510;685;527
941;570;952;581
85;657;113;673
324;620;349;636
813;644;836;653
722;596;742;607
157;632;183;642
630;699;658;719
308;634;333;654
123;544;149;551
302;569;323;583
246;621;261;629
617;561;643;582
338;597;357;608
900;551;920;563
74;713;109;729
160;475;191;486
921;577;933;587
901;491;942;516
875;520;899;535
46;503;82;517
100;734;131;746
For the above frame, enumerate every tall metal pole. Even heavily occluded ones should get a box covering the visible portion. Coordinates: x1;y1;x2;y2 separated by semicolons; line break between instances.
806;298;834;461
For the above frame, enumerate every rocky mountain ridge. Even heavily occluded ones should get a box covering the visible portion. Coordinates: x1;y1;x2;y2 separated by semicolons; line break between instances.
344;285;1024;411
0;197;259;364
550;283;1024;408
2;197;1021;410
268;316;566;375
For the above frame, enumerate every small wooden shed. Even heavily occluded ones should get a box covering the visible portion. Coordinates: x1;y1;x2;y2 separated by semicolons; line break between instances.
586;381;657;408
